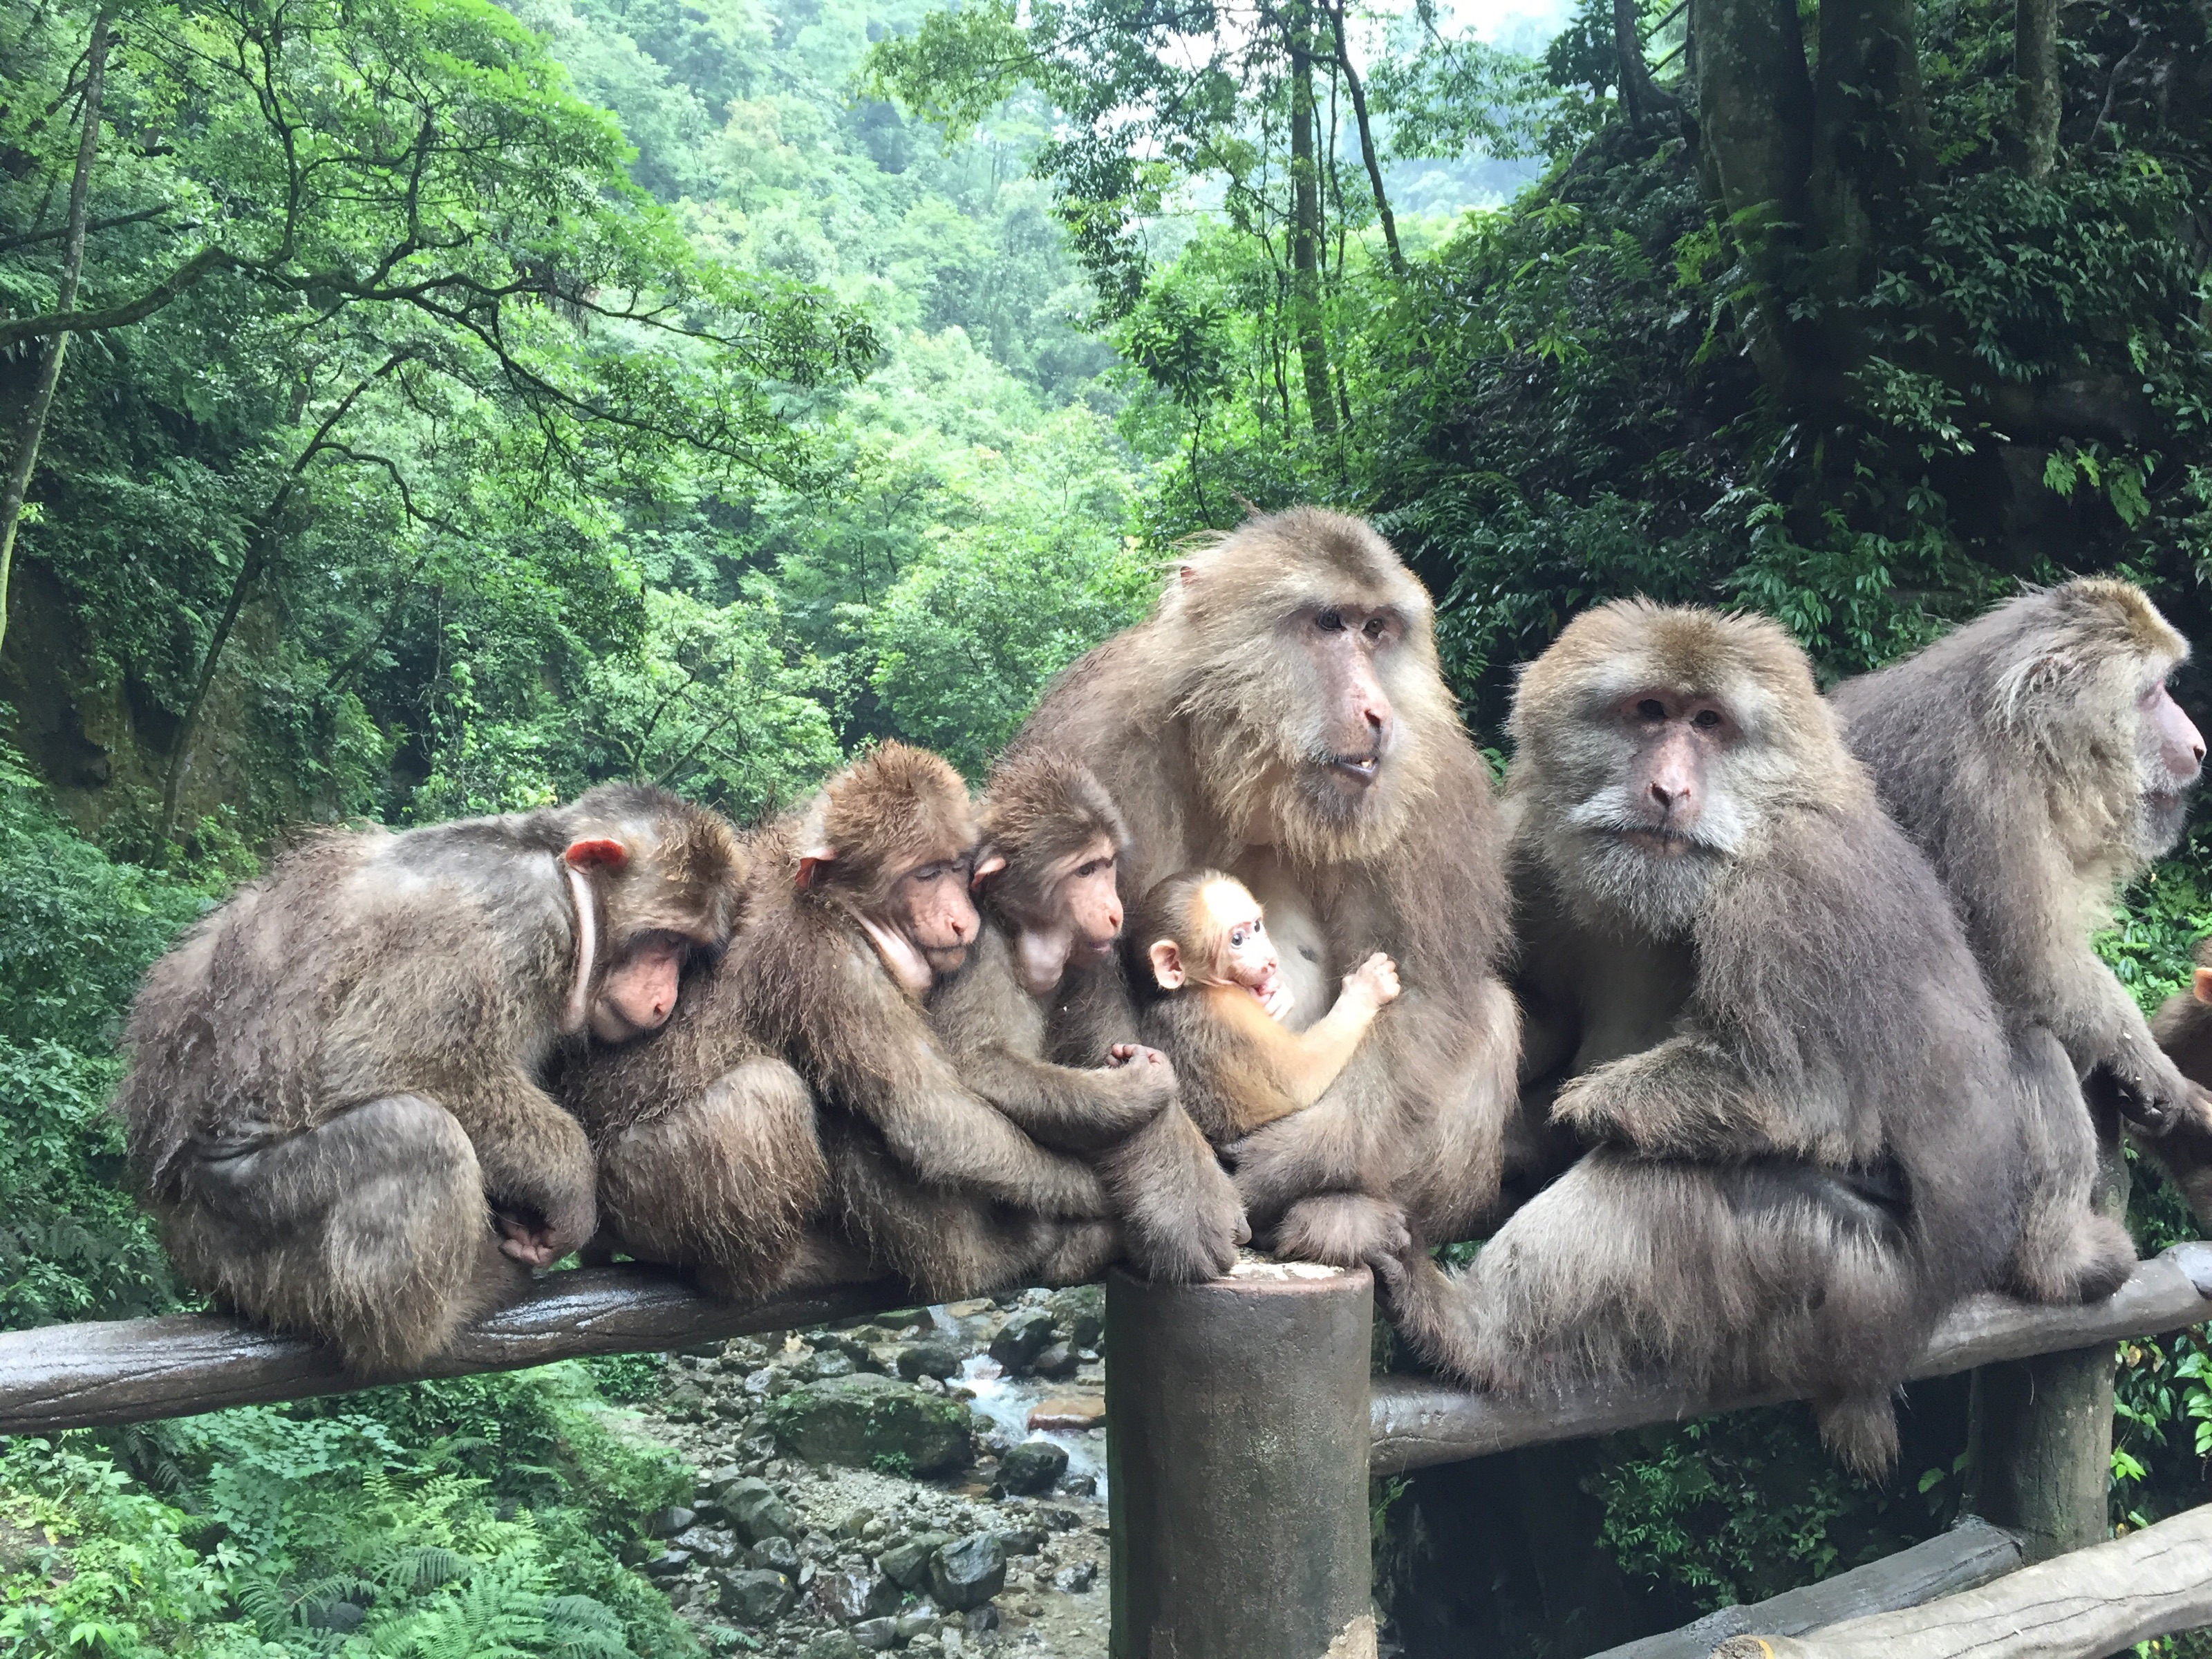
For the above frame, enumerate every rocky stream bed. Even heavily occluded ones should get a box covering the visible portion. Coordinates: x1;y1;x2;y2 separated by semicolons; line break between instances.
620;1285;1116;1658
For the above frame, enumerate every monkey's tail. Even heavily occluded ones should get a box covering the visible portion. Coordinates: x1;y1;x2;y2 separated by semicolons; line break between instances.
1811;1391;1900;1481
1370;1241;1495;1389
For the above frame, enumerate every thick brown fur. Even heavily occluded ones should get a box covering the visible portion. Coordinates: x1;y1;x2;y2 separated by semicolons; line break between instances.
1833;578;2201;1285
116;785;744;1372
741;744;1120;1300
927;752;1247;1284
1002;507;1519;1271
1389;602;2024;1477
2144;937;2212;1232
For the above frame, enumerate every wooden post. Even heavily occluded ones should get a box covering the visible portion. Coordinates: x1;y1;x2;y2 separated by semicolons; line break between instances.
1106;1259;1375;1659
1966;1115;2128;1561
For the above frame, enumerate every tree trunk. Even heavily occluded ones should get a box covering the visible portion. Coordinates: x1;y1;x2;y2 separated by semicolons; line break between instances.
1288;12;1338;439
1810;0;1932;292
2005;0;2061;179
1616;0;1681;124
1323;0;1405;276
0;9;111;662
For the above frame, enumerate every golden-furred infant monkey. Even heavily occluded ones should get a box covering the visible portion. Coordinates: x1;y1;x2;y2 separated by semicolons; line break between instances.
1133;869;1402;1142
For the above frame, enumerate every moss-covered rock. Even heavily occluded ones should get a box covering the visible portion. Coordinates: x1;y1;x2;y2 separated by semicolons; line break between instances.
765;1375;972;1474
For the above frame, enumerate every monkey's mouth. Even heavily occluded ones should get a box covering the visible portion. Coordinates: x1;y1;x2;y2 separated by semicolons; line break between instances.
1618;827;1700;859
1327;752;1381;785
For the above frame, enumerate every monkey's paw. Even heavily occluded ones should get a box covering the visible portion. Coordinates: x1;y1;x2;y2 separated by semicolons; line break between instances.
2109;1050;2193;1136
1547;1076;1622;1141
1270;1192;1411;1270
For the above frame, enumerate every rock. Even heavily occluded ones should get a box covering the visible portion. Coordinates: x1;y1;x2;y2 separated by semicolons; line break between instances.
1044;1284;1105;1349
896;1339;964;1381
1027;1396;1103;1432
896;1610;940;1642
800;1633;867;1659
1062;1473;1098;1497
800;1348;857;1382
810;1568;903;1623
944;1299;993;1318
749;1535;802;1575
767;1375;972;1474
1054;1561;1098;1592
700;1465;746;1499
1029;1342;1080;1380
993;1528;1046;1557
648;1504;697;1537
852;1617;899;1651
997;1441;1067;1496
715;1568;797;1624
711;1477;798;1543
987;1309;1058;1375
928;1533;1007;1611
877;1531;954;1590
672;1525;741;1566
739;1431;778;1461
964;1606;1000;1635
642;1548;693;1580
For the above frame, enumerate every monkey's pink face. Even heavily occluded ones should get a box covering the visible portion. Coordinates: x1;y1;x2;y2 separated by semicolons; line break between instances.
589;934;691;1042
897;856;981;971
2141;679;2204;791
1296;603;1402;794
1054;836;1125;955
1211;894;1282;1000
1612;688;1736;853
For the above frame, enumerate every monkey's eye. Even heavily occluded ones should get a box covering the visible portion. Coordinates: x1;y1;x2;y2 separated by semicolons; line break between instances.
1635;699;1665;722
1363;616;1387;640
1315;609;1346;633
1692;709;1724;730
1230;928;1248;946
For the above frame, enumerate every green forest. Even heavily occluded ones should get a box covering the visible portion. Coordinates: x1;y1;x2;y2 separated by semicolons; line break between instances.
4;0;2212;1649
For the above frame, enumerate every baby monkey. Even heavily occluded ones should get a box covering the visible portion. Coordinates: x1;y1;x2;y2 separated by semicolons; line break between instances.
1132;869;1400;1143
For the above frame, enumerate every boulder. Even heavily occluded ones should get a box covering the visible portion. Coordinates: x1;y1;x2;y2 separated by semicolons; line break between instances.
1044;1284;1105;1349
715;1568;797;1624
928;1533;1007;1612
810;1568;903;1623
749;1535;802;1575
1027;1396;1103;1432
767;1375;972;1474
711;1477;797;1543
996;1442;1068;1497
993;1527;1046;1557
1029;1342;1080;1380
671;1525;741;1567
641;1548;692;1580
987;1310;1058;1376
800;1348;856;1382
877;1531;954;1590
800;1633;867;1659
1055;1561;1098;1593
852;1616;899;1651
648;1505;697;1537
896;1339;963;1382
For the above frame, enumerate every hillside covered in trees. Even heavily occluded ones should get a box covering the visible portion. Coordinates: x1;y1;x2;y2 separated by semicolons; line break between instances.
6;0;2212;1651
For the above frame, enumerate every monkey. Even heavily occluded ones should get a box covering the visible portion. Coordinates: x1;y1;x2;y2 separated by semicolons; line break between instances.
1000;506;1519;1271
730;743;1125;1300
1831;577;2209;1284
1377;600;2025;1478
2148;938;2212;1228
1130;868;1402;1141
550;822;836;1304
114;785;744;1374
924;749;1248;1285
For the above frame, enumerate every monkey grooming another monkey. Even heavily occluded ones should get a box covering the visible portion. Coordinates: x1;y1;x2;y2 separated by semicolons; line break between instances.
738;743;1123;1299
2149;939;2212;1228
1833;578;2208;1277
117;786;744;1373
1132;869;1402;1142
927;750;1248;1284
1002;507;1519;1270
1383;601;2023;1477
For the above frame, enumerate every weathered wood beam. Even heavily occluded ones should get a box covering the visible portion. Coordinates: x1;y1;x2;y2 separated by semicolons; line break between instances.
1588;1517;2025;1659
1712;1499;2212;1659
0;1266;917;1434
1371;1242;2212;1474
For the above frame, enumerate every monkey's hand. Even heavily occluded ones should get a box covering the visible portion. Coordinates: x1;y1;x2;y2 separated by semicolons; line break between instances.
1342;953;1401;1013
496;1210;565;1268
1547;1071;1625;1143
1102;1043;1180;1112
1262;977;1296;1022
2106;1039;2195;1137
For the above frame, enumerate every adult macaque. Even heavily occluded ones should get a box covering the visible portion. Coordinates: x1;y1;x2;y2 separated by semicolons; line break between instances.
1385;601;2022;1476
928;751;1248;1282
117;786;744;1372
2148;940;2212;1227
742;743;1122;1297
1003;507;1518;1268
1132;869;1401;1141
1833;578;2207;1276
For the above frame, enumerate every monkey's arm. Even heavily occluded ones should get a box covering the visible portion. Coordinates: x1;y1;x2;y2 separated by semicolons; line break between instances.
1549;1035;1846;1163
805;953;1112;1219
1273;986;1386;1109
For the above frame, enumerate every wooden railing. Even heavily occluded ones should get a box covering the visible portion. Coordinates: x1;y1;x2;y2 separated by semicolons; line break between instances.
2;1243;2209;1659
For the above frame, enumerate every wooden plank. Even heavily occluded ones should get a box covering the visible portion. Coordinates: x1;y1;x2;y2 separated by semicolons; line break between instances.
0;1266;917;1434
1371;1243;2212;1474
1588;1518;2025;1659
1712;1500;2212;1659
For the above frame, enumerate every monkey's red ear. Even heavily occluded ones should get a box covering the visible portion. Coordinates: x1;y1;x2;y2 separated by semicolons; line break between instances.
1148;939;1186;991
1176;563;1197;588
564;837;630;872
796;846;837;890
2193;966;2212;1005
971;850;1008;888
